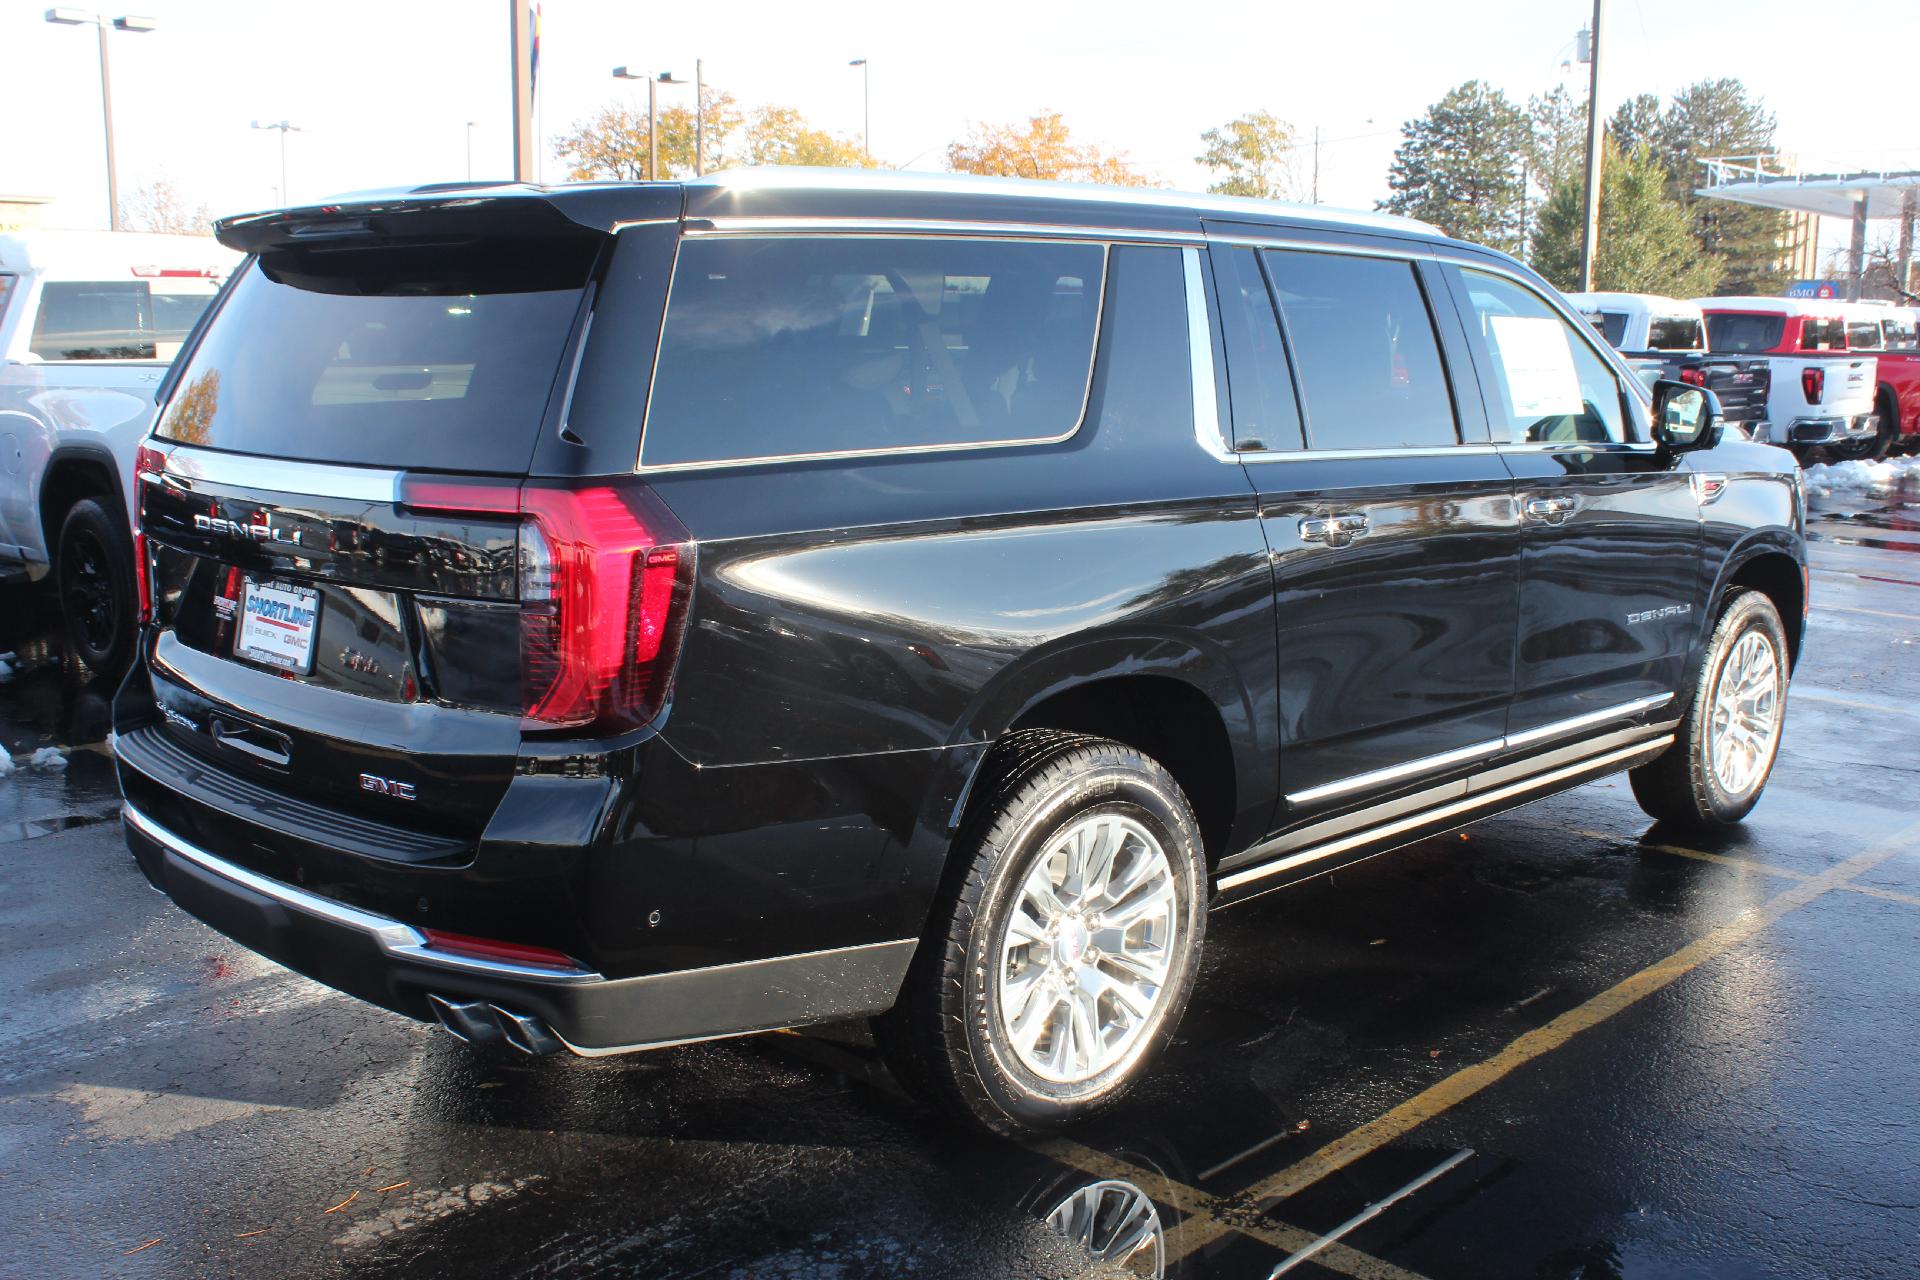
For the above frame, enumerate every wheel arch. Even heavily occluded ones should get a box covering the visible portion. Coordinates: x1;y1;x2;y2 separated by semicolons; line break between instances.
38;441;126;560
1711;536;1805;670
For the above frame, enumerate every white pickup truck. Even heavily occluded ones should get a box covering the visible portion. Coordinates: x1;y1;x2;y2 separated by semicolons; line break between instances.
1694;295;1879;456
0;231;236;675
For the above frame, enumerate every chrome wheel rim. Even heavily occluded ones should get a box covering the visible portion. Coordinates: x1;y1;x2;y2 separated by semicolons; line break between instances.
1707;628;1782;797
996;812;1178;1085
1043;1178;1165;1277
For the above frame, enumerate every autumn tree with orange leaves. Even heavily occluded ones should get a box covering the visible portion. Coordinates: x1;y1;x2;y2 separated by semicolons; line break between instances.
946;112;1154;187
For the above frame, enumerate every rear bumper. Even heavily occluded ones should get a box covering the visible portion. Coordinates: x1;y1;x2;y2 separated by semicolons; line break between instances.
123;803;915;1054
1781;414;1877;445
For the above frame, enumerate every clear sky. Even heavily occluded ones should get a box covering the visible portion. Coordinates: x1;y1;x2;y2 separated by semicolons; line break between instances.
5;0;1916;263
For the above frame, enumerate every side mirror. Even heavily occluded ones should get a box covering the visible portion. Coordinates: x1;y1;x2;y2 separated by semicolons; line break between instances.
1651;379;1723;454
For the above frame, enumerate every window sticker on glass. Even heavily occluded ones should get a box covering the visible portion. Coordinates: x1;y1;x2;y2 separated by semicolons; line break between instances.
1486;315;1584;419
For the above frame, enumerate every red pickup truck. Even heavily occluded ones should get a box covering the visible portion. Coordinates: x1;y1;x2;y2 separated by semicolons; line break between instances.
1849;304;1920;457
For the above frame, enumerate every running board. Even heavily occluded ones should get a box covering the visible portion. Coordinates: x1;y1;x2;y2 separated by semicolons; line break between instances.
1215;733;1674;899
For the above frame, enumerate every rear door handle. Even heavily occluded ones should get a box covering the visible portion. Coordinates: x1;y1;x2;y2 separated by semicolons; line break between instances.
1523;496;1577;525
1299;513;1370;547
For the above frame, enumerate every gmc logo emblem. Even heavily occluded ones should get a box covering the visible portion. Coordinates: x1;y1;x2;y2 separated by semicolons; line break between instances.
359;773;416;801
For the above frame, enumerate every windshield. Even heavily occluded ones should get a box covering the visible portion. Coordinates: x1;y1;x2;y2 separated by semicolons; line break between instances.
1705;313;1785;353
156;243;593;471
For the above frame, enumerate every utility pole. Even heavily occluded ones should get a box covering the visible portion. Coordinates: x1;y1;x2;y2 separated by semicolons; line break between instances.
1846;192;1869;303
850;58;870;163
695;59;705;176
1576;0;1605;292
1312;126;1321;205
250;120;301;206
509;0;534;180
1897;187;1916;299
466;120;478;181
44;9;156;231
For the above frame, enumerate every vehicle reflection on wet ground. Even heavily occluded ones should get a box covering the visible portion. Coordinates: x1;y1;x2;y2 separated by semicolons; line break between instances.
4;474;1920;1278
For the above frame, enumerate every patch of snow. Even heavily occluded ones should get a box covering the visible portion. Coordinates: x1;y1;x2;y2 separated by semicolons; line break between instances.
1802;456;1920;497
27;746;67;769
0;754;13;777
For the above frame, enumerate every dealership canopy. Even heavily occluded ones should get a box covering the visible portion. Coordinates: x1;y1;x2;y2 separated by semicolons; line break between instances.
1697;157;1920;300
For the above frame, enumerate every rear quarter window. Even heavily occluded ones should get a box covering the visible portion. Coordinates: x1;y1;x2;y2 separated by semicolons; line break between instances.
1590;311;1628;347
640;236;1105;469
1647;316;1703;351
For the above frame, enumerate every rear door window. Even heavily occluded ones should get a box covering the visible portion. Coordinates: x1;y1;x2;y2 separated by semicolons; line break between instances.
1261;249;1458;451
1705;313;1785;353
1800;317;1844;351
641;236;1105;469
1211;246;1303;452
154;242;595;470
30;281;158;360
1453;268;1627;445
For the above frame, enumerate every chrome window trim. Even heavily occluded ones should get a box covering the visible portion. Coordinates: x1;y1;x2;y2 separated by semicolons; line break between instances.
1181;247;1234;461
1221;735;1674;891
633;233;1110;475
1236;443;1501;463
143;442;402;504
1282;692;1675;808
122;803;606;985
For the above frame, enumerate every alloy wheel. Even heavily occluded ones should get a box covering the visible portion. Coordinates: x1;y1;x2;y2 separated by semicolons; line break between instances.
1707;629;1782;797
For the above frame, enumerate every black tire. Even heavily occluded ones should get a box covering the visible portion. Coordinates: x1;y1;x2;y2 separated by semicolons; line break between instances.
55;497;136;680
1630;589;1789;829
1866;390;1900;460
878;733;1208;1135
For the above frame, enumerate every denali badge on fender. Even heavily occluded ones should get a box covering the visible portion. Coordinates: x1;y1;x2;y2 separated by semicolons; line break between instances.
359;774;416;801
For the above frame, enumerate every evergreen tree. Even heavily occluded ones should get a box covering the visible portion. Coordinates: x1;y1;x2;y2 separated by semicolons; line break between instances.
1659;79;1789;294
1531;141;1724;298
1607;93;1666;157
1526;85;1589;196
1380;81;1529;254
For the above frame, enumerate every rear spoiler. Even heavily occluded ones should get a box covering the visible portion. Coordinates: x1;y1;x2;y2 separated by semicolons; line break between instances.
213;184;684;256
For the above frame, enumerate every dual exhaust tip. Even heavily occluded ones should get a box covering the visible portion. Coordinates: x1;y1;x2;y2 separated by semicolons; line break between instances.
426;993;563;1056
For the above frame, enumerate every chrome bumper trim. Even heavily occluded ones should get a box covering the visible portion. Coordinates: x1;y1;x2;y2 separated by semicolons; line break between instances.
122;803;605;985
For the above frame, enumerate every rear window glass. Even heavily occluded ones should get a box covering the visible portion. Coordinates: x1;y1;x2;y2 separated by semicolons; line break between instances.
1887;318;1918;349
1647;316;1704;351
1704;313;1785;353
641;237;1104;468
1263;249;1457;451
29;280;210;360
155;244;592;470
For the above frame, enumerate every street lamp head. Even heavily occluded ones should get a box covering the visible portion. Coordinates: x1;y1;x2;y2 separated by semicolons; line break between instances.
112;15;157;31
849;58;866;66
611;65;640;79
656;71;686;84
44;8;94;24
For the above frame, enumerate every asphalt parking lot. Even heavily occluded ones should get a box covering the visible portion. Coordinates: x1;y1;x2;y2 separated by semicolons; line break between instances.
3;471;1918;1280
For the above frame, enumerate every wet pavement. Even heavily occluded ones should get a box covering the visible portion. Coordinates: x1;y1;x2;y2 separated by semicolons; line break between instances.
4;476;1920;1279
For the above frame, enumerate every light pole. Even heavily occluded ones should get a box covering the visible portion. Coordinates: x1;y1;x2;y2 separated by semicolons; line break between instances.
613;67;688;180
1309;119;1374;205
695;59;705;177
466;120;478;180
849;58;870;163
44;8;155;232
251;120;302;206
1576;0;1606;292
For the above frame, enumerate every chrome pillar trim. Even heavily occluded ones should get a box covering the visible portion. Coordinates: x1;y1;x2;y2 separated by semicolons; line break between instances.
1283;693;1677;808
1285;737;1505;808
1221;736;1673;892
122;803;605;985
1182;246;1233;461
144;443;403;504
1501;692;1674;751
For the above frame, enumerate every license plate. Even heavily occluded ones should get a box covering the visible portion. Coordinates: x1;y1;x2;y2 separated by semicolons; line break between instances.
235;578;320;673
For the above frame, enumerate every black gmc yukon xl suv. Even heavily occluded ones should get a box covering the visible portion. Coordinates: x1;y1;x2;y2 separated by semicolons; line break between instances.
116;170;1805;1133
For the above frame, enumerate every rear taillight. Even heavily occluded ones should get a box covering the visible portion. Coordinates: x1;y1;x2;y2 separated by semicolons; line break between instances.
400;477;694;735
1802;366;1825;404
132;444;166;623
419;928;583;971
1679;366;1707;387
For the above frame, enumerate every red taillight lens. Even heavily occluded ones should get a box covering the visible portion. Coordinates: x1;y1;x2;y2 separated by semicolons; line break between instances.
400;477;693;734
419;928;583;971
1679;366;1707;387
1801;366;1824;404
132;444;166;623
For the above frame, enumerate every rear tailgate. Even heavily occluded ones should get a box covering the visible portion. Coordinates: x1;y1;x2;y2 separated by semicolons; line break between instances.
1695;357;1768;426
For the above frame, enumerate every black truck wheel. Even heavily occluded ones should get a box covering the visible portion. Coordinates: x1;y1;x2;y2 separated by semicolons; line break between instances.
56;498;137;680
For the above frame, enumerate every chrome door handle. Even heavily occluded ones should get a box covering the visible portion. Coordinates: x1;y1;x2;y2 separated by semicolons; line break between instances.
1523;496;1576;524
1299;513;1370;548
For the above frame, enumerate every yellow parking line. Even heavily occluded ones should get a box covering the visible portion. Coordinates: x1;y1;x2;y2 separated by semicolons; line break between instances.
1155;816;1920;1263
1038;1138;1434;1280
1636;840;1920;911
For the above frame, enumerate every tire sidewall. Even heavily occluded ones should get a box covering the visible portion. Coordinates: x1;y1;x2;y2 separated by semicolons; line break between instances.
1688;592;1788;822
57;498;135;678
956;756;1206;1129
